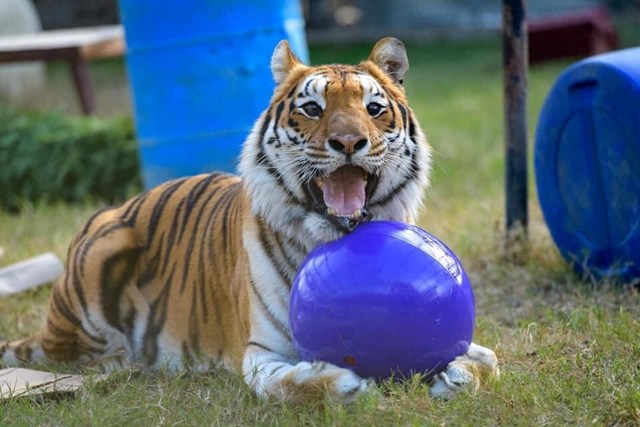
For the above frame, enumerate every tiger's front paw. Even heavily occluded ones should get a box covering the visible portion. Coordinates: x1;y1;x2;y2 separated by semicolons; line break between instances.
429;343;499;399
281;361;374;404
247;358;375;404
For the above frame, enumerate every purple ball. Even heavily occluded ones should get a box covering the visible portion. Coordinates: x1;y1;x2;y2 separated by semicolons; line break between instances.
289;221;475;380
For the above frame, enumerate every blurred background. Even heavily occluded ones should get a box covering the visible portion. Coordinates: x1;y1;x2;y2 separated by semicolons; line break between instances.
14;0;640;36
1;0;639;238
0;0;638;115
0;0;639;227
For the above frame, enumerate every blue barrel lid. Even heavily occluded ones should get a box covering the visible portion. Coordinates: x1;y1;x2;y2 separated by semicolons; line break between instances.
535;47;640;281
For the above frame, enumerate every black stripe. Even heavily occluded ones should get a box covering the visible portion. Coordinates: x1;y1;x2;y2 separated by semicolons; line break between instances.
269;364;287;377
255;150;303;204
254;97;306;205
248;278;290;339
273;232;298;273
286;83;298;98
79;221;129;277
78;328;108;346
267;101;286;148
200;183;237;283
76;339;105;355
40;337;79;355
247;341;274;353
196;211;210;322
45;317;76;341
397;103;408;131
273;101;285;131
256;219;291;289
216;182;242;272
369;146;421;208
146;178;190;246
219;196;233;270
281;228;307;254
139;230;164;289
287;133;302;146
383;98;402;142
177;174;218;242
188;289;201;354
302;78;314;97
51;284;112;345
202;192;227;274
122;191;151;225
408;117;417;142
197;242;209;323
73;222;126;326
386;103;397;131
51;289;83;327
122;304;137;338
179;180;227;293
100;247;143;331
160;197;186;277
143;263;175;366
79;206;111;236
257;111;272;144
372;174;418;208
14;343;33;363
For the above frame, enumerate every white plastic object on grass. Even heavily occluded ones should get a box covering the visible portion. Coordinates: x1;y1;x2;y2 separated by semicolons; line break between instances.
0;252;64;297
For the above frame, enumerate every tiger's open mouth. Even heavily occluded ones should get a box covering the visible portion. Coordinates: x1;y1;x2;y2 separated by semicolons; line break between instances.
307;165;379;233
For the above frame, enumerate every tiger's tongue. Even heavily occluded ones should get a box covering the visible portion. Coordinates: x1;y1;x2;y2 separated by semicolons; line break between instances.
322;166;366;216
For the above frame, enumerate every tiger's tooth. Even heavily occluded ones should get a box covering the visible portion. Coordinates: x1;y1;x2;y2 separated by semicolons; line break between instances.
327;207;337;216
352;209;362;219
315;178;324;189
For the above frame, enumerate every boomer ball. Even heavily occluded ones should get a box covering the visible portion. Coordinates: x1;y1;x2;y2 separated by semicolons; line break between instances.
289;221;475;380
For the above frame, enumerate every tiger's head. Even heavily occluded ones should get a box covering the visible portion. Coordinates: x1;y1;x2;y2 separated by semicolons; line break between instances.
240;38;431;246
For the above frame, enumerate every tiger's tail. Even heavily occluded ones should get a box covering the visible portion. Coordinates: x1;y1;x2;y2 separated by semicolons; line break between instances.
1;299;82;368
0;334;53;367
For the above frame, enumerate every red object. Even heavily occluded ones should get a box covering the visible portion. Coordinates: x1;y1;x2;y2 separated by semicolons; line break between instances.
529;7;618;64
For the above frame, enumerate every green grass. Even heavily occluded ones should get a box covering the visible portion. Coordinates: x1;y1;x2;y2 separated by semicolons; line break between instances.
2;33;640;425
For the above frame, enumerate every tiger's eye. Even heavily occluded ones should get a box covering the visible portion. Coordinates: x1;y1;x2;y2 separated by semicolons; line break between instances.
366;102;383;116
301;101;322;118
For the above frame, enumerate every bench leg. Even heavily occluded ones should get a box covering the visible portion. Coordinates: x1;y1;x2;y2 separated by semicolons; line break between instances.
68;57;95;115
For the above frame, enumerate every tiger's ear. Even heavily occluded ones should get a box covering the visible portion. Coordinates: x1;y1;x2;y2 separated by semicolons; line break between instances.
368;37;409;85
271;40;302;85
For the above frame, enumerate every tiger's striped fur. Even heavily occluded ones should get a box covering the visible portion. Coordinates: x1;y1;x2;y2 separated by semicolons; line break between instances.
0;38;498;403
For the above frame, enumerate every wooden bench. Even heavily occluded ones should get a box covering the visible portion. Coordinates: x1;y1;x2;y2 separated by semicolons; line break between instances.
529;7;618;64
0;25;125;115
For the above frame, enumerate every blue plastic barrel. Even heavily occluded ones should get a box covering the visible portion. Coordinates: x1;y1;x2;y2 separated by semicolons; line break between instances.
119;0;309;188
535;47;640;282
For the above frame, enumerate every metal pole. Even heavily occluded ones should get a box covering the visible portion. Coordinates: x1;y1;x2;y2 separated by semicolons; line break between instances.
503;0;528;238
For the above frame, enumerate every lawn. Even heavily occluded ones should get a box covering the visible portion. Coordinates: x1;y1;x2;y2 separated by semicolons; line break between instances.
1;31;640;425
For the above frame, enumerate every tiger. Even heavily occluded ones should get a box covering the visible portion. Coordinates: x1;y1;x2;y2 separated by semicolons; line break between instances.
0;38;498;403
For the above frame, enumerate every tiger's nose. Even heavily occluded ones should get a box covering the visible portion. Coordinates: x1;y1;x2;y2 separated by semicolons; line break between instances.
327;135;369;155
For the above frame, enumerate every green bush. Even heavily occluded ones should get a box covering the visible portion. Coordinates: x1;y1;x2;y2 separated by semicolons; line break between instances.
0;109;142;212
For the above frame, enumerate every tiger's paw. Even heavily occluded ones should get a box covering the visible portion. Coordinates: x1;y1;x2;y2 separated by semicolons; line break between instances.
429;342;499;399
282;361;375;404
248;358;375;404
